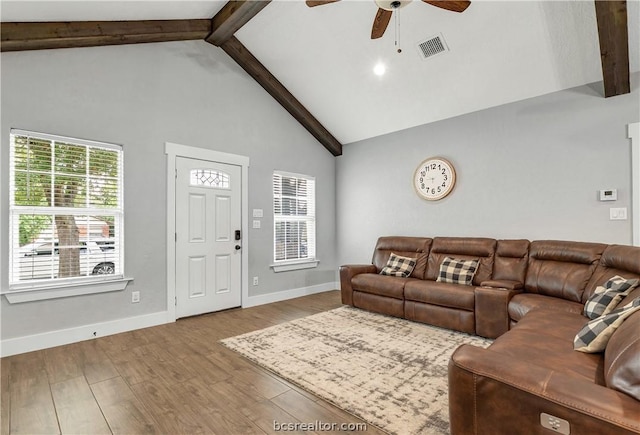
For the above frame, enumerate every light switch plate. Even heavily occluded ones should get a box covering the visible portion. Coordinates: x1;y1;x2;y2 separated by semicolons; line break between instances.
253;220;261;229
252;209;263;218
610;207;628;220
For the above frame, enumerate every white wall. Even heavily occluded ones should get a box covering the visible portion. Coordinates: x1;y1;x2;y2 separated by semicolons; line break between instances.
337;74;640;265
0;40;337;342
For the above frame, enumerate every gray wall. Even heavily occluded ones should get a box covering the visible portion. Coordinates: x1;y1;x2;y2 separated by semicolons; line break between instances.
2;39;638;343
0;41;337;339
337;74;640;265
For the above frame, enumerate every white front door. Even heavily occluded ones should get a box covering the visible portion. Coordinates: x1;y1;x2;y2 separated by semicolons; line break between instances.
175;157;242;318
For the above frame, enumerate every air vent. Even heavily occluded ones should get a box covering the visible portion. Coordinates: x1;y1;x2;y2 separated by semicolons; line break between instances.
416;34;449;60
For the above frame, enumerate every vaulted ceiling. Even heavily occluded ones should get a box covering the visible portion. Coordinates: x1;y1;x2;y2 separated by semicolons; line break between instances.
2;1;639;157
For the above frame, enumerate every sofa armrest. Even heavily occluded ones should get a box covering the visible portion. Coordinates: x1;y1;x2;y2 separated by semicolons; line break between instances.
449;344;640;435
339;264;377;305
480;279;523;290
475;286;522;338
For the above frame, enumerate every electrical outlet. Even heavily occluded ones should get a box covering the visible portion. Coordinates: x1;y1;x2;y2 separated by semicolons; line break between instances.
131;291;140;303
253;276;259;286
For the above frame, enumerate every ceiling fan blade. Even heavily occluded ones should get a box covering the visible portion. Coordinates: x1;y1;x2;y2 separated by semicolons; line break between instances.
306;0;341;7
422;1;471;13
371;8;393;39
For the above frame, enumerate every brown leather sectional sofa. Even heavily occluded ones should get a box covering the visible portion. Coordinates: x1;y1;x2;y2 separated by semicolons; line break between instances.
340;236;640;434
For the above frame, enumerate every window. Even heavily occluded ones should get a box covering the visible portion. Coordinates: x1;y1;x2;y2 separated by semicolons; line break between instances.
190;169;230;189
273;171;317;270
9;130;124;289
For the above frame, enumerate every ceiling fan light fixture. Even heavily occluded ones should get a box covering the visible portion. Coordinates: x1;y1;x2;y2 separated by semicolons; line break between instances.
375;0;412;11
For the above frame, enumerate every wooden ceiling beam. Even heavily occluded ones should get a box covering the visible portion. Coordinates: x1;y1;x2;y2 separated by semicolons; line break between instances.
594;0;630;97
0;0;345;156
1;19;212;52
206;0;271;46
219;36;342;156
207;1;342;156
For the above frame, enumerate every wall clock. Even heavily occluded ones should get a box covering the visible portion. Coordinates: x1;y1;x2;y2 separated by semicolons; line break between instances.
414;157;456;201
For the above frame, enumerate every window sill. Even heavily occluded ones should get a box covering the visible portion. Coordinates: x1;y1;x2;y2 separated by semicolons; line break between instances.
2;277;133;304
271;260;319;273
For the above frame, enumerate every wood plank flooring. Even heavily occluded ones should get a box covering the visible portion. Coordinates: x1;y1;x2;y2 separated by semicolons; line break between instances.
0;291;385;434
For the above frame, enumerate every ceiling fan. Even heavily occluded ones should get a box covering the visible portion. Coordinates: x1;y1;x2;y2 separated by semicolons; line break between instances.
306;0;471;39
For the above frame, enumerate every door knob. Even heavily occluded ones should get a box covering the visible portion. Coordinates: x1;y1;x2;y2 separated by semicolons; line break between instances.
235;245;241;250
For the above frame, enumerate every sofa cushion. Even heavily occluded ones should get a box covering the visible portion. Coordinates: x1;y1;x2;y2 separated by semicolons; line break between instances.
425;237;496;285
436;257;479;285
404;280;475;311
509;307;587;341
583;275;638;320
372;237;432;279
351;273;412;300
524;240;606;303
490;308;603;383
508;293;583;323
574;298;640;353
604;290;640;400
379;253;417;277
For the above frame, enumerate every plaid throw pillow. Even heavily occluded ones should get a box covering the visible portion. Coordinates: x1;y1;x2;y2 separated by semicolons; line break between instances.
380;253;417;277
583;275;639;320
436;257;479;286
574;297;640;353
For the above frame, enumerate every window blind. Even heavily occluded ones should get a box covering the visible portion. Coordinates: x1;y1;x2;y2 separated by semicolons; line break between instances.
273;171;316;263
9;130;124;287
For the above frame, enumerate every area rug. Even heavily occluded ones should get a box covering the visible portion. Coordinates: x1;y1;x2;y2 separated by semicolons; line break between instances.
221;306;492;435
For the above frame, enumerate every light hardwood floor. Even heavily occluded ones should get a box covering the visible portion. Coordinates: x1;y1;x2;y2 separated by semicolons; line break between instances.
1;290;385;434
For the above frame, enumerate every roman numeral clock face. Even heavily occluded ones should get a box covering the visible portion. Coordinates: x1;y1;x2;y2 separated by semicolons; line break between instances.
414;157;456;201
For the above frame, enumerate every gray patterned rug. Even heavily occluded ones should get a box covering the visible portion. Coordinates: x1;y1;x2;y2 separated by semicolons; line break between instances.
221;306;492;435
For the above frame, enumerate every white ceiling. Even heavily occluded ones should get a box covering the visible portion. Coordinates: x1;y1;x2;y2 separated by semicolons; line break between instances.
2;0;639;145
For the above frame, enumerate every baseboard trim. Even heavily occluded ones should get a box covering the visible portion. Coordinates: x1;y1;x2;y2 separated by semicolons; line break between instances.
243;282;339;308
1;283;340;357
0;311;170;357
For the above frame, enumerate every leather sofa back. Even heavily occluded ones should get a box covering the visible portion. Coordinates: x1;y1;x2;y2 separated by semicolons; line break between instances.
524;240;607;303
584;244;640;303
600;249;640;398
372;236;432;279
492;239;530;283
604;284;640;401
426;237;496;285
368;237;634;306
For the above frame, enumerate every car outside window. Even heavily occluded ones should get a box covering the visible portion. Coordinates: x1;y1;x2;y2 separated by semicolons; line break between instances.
9;130;124;289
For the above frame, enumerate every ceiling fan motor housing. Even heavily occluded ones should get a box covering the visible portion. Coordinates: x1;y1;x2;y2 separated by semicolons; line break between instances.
375;0;412;11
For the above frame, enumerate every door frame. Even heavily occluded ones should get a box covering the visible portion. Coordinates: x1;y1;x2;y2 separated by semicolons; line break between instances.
165;142;250;322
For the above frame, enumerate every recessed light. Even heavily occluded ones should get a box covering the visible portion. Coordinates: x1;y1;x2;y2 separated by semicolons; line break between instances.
373;63;386;76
